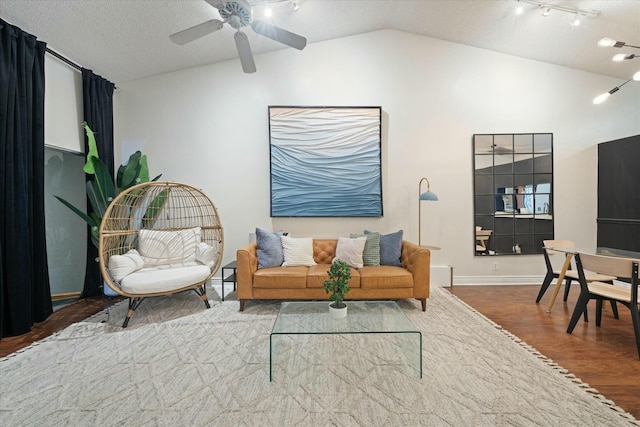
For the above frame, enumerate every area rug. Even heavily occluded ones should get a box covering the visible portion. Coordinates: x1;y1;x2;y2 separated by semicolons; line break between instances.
1;287;638;426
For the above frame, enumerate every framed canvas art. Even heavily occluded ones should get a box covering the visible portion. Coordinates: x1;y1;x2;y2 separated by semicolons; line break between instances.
269;106;382;217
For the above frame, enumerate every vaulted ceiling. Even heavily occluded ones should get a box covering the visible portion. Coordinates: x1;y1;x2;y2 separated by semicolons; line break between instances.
1;0;639;83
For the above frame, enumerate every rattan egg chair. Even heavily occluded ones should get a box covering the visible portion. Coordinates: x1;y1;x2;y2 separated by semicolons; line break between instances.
99;181;223;327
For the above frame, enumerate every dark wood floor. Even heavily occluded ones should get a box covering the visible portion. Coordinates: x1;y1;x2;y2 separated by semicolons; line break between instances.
0;285;638;420
450;285;639;420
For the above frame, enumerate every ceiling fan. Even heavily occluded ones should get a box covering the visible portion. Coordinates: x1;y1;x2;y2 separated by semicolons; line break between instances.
169;0;307;73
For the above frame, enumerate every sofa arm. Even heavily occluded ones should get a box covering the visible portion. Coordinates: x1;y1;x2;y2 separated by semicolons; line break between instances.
236;243;258;305
400;240;431;299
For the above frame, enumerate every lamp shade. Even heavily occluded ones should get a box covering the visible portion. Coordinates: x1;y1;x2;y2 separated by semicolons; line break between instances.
420;191;439;201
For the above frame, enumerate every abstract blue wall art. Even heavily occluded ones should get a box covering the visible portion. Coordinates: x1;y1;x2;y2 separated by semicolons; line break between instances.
269;106;382;217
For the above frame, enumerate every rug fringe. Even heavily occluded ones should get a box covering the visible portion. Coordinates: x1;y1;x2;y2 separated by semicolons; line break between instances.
441;289;640;425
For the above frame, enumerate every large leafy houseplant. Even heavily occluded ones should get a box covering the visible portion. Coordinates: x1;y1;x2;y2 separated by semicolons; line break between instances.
323;259;351;310
55;122;162;248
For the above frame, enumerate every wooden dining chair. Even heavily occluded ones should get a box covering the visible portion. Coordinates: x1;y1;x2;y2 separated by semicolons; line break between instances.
536;240;618;320
567;252;640;359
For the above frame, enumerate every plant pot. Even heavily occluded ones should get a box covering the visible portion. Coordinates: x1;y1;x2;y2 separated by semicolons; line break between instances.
329;302;347;319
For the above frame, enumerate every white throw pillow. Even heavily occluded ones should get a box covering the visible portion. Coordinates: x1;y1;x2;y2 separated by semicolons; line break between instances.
281;236;317;267
334;236;367;268
138;227;201;266
108;249;144;281
196;241;219;269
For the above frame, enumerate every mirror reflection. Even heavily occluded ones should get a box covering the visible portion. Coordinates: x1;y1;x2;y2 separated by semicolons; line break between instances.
473;133;554;256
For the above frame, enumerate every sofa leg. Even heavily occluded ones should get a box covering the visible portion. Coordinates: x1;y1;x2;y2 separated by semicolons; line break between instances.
419;298;426;311
239;300;245;312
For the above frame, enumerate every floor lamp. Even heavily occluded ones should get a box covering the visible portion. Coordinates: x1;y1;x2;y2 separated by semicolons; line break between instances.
418;177;438;246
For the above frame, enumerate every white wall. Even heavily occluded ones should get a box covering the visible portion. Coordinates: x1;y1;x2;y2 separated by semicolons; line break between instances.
114;29;640;283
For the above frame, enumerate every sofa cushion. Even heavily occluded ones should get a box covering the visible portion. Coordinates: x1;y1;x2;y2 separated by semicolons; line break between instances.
281;236;317;267
254;266;308;288
358;265;413;289
307;264;361;289
313;239;337;264
108;249;144;281
138;227;201;266
256;228;284;269
120;263;211;294
366;229;403;266
334;236;367;268
351;232;380;266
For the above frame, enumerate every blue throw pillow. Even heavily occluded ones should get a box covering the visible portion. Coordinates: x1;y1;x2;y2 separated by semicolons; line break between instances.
365;229;403;266
256;228;284;269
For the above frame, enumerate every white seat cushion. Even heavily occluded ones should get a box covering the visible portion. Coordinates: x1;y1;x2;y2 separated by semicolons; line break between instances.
120;263;211;294
138;227;201;266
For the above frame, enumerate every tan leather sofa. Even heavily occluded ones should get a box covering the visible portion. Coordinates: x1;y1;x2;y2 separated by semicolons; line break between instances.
236;239;431;311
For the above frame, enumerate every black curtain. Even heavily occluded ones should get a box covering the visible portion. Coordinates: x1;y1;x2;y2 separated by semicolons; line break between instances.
0;19;52;337
81;68;115;297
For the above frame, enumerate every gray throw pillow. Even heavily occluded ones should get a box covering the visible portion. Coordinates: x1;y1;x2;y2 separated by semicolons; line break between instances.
256;228;284;269
350;232;380;266
366;229;403;266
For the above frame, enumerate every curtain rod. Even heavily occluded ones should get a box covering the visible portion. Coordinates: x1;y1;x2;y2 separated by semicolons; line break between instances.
45;47;82;72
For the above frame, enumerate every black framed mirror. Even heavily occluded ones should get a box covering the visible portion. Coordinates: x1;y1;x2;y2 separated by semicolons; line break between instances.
473;133;554;255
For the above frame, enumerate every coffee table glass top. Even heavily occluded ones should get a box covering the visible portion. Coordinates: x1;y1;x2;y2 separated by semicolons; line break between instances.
269;301;422;381
272;300;419;334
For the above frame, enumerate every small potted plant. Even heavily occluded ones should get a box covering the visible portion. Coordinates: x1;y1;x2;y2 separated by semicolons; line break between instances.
323;259;351;319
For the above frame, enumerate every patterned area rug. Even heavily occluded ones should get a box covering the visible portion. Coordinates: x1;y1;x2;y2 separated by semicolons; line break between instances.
1;287;638;426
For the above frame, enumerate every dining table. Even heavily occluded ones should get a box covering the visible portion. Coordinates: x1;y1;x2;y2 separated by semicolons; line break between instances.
543;246;640;313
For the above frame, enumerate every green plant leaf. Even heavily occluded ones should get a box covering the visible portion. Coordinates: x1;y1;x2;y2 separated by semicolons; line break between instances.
118;151;142;190
142;188;170;227
151;174;163;182
86;181;106;219
91;156;116;208
54;195;95;226
82;122;99;174
138;154;150;183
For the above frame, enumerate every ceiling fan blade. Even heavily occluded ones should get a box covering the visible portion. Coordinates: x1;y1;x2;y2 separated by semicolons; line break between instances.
169;19;224;45
251;20;307;50
234;31;256;73
204;0;225;10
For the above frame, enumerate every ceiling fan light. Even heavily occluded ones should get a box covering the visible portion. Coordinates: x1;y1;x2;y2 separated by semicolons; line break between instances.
633;71;640;81
612;53;627;62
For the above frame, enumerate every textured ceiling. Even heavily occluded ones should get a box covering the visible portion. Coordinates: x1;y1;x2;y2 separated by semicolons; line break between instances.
1;0;639;83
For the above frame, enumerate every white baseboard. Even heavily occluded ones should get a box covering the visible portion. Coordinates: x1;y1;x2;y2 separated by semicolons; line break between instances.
454;275;544;286
431;266;453;287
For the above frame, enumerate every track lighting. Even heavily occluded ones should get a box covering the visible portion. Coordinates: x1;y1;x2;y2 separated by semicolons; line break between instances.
597;38;640;49
292;1;299;11
514;0;600;20
612;53;637;62
593;71;640;104
569;13;580;27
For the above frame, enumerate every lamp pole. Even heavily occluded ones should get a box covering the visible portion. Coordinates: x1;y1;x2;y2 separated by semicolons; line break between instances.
418;177;438;246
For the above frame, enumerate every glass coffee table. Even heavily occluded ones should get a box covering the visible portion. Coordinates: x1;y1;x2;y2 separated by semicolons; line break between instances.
269;300;422;381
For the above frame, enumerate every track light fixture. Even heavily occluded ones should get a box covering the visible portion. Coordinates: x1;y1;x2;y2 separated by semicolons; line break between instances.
597;38;640;49
593;71;640;104
515;0;600;20
612;53;637;62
